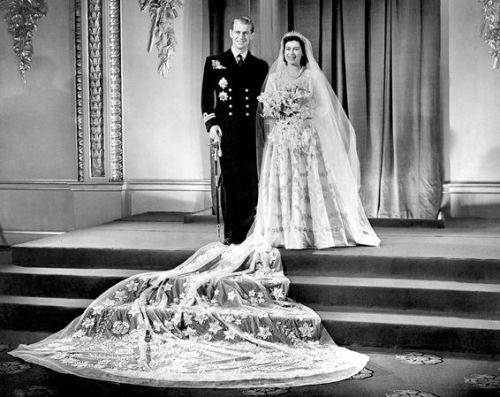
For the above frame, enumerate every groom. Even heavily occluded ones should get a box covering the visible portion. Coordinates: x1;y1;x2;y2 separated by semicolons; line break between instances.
201;17;268;245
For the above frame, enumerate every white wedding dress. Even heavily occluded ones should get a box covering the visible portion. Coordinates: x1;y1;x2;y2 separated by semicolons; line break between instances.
9;32;377;388
254;68;379;249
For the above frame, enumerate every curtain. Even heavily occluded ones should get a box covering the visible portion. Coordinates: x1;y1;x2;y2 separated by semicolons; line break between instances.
207;0;442;219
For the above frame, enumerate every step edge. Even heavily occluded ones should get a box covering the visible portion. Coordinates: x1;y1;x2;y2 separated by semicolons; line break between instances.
316;310;500;330
288;276;500;292
0;295;92;308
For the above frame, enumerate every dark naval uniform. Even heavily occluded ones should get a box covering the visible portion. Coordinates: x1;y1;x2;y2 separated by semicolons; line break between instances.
201;50;268;244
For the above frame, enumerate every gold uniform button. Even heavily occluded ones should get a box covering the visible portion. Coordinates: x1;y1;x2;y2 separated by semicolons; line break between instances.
245;104;249;108
229;104;233;108
228;88;232;92
245;113;249;116
245;88;249;92
245;96;249;100
229;112;233;116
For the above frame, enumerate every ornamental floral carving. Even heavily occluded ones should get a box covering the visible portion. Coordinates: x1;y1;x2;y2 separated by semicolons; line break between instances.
0;0;48;82
479;0;500;69
139;0;183;78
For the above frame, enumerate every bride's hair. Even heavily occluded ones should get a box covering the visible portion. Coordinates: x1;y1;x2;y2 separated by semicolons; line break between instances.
282;35;308;67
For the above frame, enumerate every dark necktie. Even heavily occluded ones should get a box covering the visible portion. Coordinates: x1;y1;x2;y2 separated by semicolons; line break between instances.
237;54;243;67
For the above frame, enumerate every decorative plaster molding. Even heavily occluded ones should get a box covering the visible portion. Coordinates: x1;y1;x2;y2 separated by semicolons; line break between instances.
139;0;183;78
479;0;500;69
0;179;210;192
75;0;84;181
88;0;105;178
0;0;48;82
108;0;123;182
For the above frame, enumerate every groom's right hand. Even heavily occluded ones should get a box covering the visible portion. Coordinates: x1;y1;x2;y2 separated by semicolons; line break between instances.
209;125;222;144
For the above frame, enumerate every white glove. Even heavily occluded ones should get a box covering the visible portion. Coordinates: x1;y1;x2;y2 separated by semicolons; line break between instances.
209;125;222;144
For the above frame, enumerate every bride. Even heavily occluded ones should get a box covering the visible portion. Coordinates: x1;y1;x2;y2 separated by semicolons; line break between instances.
254;32;379;249
9;32;377;389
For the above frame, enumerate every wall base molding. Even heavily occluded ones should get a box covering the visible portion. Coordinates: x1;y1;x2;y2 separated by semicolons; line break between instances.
3;180;499;246
442;182;500;218
0;179;211;245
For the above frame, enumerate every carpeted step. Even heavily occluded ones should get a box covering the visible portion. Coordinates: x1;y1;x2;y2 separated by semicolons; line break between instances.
281;251;500;283
316;307;500;354
0;265;140;299
288;276;500;315
1;295;498;353
0;295;90;331
11;246;500;284
2;267;499;318
184;209;445;227
12;247;192;272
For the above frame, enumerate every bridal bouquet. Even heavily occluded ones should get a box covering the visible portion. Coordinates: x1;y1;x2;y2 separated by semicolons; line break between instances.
257;84;312;123
258;83;316;155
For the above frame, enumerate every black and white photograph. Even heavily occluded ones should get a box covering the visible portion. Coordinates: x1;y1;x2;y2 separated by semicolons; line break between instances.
0;0;499;396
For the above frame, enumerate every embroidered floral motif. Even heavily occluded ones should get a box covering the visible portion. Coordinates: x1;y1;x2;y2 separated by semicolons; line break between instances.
126;280;138;292
184;327;198;338
208;321;222;334
227;290;237;301
81;318;95;329
271;287;285;300
224;329;236;340
298;322;314;338
257;326;271;340
111;321;130;336
114;290;127;301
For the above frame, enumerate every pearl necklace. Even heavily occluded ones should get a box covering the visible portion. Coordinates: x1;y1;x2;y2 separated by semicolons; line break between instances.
284;66;305;79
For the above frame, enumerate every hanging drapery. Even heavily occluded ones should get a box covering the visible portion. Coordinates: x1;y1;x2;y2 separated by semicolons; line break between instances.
207;0;442;220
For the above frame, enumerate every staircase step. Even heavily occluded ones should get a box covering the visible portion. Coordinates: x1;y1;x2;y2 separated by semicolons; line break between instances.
2;267;498;317
281;251;500;283
288;276;500;314
0;265;140;299
12;247;192;271
317;307;500;354
1;295;497;353
0;295;90;331
11;246;500;284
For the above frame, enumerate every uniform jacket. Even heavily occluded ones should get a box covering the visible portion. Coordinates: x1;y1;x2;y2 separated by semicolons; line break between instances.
201;50;268;134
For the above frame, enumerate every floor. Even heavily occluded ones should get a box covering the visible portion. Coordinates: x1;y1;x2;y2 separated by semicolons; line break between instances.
13;217;500;261
1;330;499;397
1;218;499;396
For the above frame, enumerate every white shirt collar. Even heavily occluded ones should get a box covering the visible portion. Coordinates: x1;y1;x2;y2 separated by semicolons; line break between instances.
231;48;248;61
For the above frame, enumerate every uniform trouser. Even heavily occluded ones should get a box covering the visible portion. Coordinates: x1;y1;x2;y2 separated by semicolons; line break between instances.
220;173;257;243
218;121;258;244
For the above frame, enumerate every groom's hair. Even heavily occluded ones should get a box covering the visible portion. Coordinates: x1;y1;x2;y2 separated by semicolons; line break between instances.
232;16;255;33
282;35;308;67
